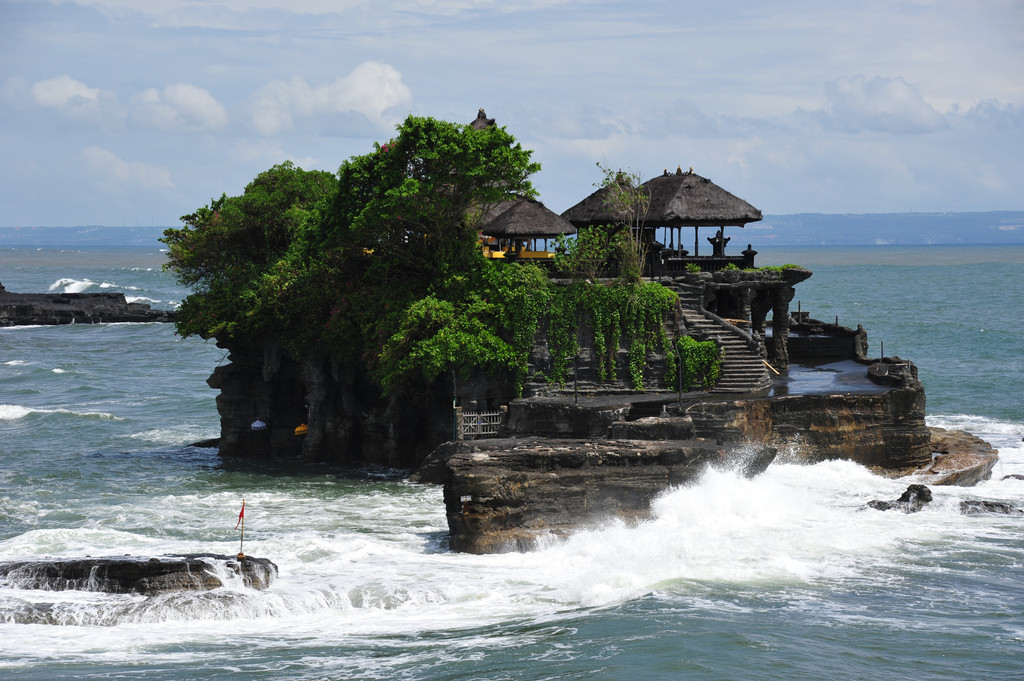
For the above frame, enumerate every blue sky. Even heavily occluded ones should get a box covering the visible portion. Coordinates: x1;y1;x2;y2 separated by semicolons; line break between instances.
1;0;1022;227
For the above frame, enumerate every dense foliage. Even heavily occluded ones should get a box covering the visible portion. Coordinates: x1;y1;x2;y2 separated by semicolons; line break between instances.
677;336;722;391
164;115;687;397
545;281;678;390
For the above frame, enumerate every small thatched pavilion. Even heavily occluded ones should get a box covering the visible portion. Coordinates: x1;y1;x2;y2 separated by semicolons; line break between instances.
561;166;763;272
642;166;762;258
480;198;576;260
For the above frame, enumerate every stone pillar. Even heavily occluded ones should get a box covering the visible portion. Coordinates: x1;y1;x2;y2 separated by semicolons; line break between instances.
750;290;771;337
738;286;755;325
771;286;795;369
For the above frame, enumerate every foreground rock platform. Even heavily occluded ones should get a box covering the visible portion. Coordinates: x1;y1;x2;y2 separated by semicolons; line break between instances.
0;283;174;326
417;435;776;554
0;554;277;594
877;427;1000;486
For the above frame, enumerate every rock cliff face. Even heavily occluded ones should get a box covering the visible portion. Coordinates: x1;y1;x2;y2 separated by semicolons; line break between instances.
415;370;930;553
209;341;507;466
684;373;930;469
425;436;739;553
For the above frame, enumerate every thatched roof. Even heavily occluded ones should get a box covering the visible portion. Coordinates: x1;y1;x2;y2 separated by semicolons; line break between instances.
561;167;762;228
559;175;635;227
481;198;577;238
470;108;495;129
642;167;762;227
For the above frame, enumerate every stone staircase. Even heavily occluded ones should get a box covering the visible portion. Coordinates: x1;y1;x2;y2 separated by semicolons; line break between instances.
678;308;770;394
665;277;705;310
659;275;770;394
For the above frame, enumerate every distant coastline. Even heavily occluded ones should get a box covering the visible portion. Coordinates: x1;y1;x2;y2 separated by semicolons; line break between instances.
2;210;1023;247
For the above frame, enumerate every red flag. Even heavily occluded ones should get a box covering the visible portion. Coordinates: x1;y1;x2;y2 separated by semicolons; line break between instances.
234;499;245;530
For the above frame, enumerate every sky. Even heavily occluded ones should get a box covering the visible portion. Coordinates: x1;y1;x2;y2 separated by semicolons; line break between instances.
1;0;1022;227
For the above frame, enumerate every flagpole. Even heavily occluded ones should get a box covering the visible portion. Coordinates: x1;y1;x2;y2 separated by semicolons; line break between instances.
237;497;245;561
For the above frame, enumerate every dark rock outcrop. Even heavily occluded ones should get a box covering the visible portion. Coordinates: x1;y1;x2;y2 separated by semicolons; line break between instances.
0;554;277;594
0;285;174;326
866;484;933;513
959;500;1024;516
882;427;1000;486
419;435;773;554
208;341;480;466
683;371;931;470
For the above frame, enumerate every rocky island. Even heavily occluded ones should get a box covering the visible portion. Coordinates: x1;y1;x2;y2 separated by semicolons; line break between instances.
162;111;998;554
0;282;174;326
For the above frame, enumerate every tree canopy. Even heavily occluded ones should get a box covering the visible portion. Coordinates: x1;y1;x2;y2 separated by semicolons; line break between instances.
163;115;547;393
165;114;680;398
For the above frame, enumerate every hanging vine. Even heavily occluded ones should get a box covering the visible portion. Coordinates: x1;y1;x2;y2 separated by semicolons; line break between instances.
677;335;722;391
544;280;678;390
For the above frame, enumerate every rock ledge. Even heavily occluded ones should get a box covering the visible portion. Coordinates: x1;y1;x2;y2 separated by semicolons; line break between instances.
0;553;277;593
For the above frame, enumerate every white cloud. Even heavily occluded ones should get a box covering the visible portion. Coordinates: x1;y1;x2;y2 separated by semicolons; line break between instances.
248;62;413;136
30;75;103;114
131;83;228;131
81;146;174;190
30;76;99;108
821;75;948;134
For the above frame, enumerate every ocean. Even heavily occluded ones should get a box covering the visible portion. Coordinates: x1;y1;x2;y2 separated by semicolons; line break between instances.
1;242;1022;680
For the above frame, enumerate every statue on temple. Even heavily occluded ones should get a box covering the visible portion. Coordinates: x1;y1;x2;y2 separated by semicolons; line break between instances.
707;229;730;256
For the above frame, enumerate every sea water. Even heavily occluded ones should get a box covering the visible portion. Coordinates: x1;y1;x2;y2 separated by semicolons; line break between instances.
1;243;1022;680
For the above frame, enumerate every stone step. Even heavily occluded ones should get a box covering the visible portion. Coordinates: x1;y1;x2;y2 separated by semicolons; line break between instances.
678;309;769;394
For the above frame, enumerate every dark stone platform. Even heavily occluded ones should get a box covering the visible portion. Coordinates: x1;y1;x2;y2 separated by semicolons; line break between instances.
0;282;174;326
0;553;277;594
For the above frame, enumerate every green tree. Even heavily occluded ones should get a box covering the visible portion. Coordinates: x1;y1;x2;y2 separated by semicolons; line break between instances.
164;115;546;395
595;164;650;284
553;223;620;283
162;162;337;344
325;115;540;292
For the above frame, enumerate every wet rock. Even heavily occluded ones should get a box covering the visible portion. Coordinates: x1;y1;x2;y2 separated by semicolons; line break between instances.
884;427;1000;486
684;382;931;471
608;414;695;441
1002;474;1024;481
423;435;775;554
0;287;174;326
0;554;277;594
959;500;1024;516
866;484;933;513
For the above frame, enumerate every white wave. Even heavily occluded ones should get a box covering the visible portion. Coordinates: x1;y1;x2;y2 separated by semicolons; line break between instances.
0;404;33;420
100;282;140;291
125;296;160;305
927;413;1024;438
130;427;217;445
1;459;1019;641
51;368;67;374
49;277;95;293
3;360;28;366
0;404;118;421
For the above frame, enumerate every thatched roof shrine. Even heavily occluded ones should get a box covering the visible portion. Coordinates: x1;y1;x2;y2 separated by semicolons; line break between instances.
642;167;762;227
561;167;762;229
482;198;576;238
559;176;633;227
470;108;496;129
